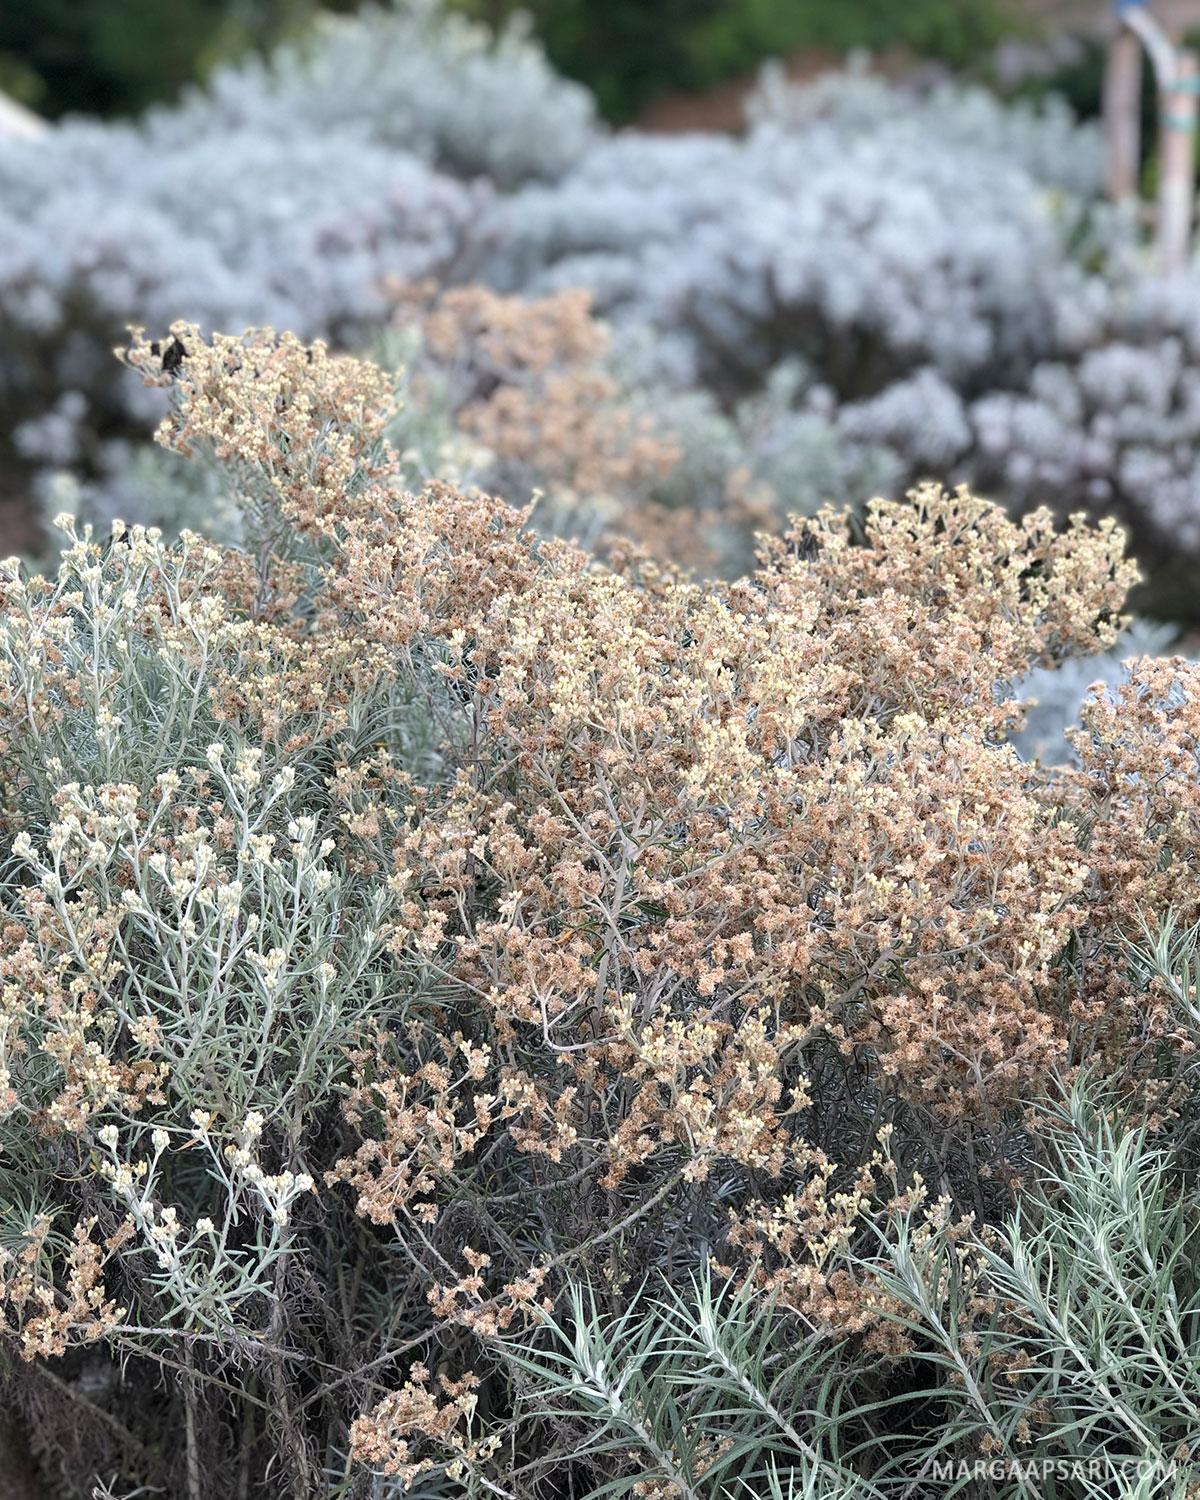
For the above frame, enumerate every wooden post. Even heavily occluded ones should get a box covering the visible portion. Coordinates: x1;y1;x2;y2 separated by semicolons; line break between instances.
1157;47;1199;274
1105;28;1144;201
1118;3;1199;273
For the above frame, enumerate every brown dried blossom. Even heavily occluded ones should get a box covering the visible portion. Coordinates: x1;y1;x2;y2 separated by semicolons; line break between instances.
406;283;676;494
5;324;1191;1488
125;328;1151;1148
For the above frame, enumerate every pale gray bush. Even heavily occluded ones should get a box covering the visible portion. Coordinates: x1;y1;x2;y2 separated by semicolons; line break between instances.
0;0;594;528
747;63;1104;198
484;71;1102;395
965;276;1200;552
160;0;596;190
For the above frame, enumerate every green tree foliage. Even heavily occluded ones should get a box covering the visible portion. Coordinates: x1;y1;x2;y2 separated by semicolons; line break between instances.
0;0;347;118
450;0;1029;122
1;0;1030;126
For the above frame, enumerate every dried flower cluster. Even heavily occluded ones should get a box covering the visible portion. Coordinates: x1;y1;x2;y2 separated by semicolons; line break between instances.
2;326;1196;1498
380;280;696;561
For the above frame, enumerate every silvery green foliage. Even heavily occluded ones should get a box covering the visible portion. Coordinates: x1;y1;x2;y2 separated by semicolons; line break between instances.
162;0;596;190
0;520;452;1495
746;62;1103;198
505;1273;879;1500
511;1073;1200;1500
1006;620;1186;766
863;1078;1200;1499
485;70;1103;395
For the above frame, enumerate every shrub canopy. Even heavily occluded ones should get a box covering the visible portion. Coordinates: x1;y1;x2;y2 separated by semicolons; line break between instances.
4;330;1200;1493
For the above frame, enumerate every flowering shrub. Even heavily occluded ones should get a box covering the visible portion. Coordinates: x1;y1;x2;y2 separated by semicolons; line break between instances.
1009;619;1186;767
376;281;687;558
6;327;1200;1495
374;284;900;577
107;282;890;581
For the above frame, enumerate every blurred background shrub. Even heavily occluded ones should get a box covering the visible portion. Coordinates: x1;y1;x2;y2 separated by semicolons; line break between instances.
1;0;1026;125
3;0;1200;642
